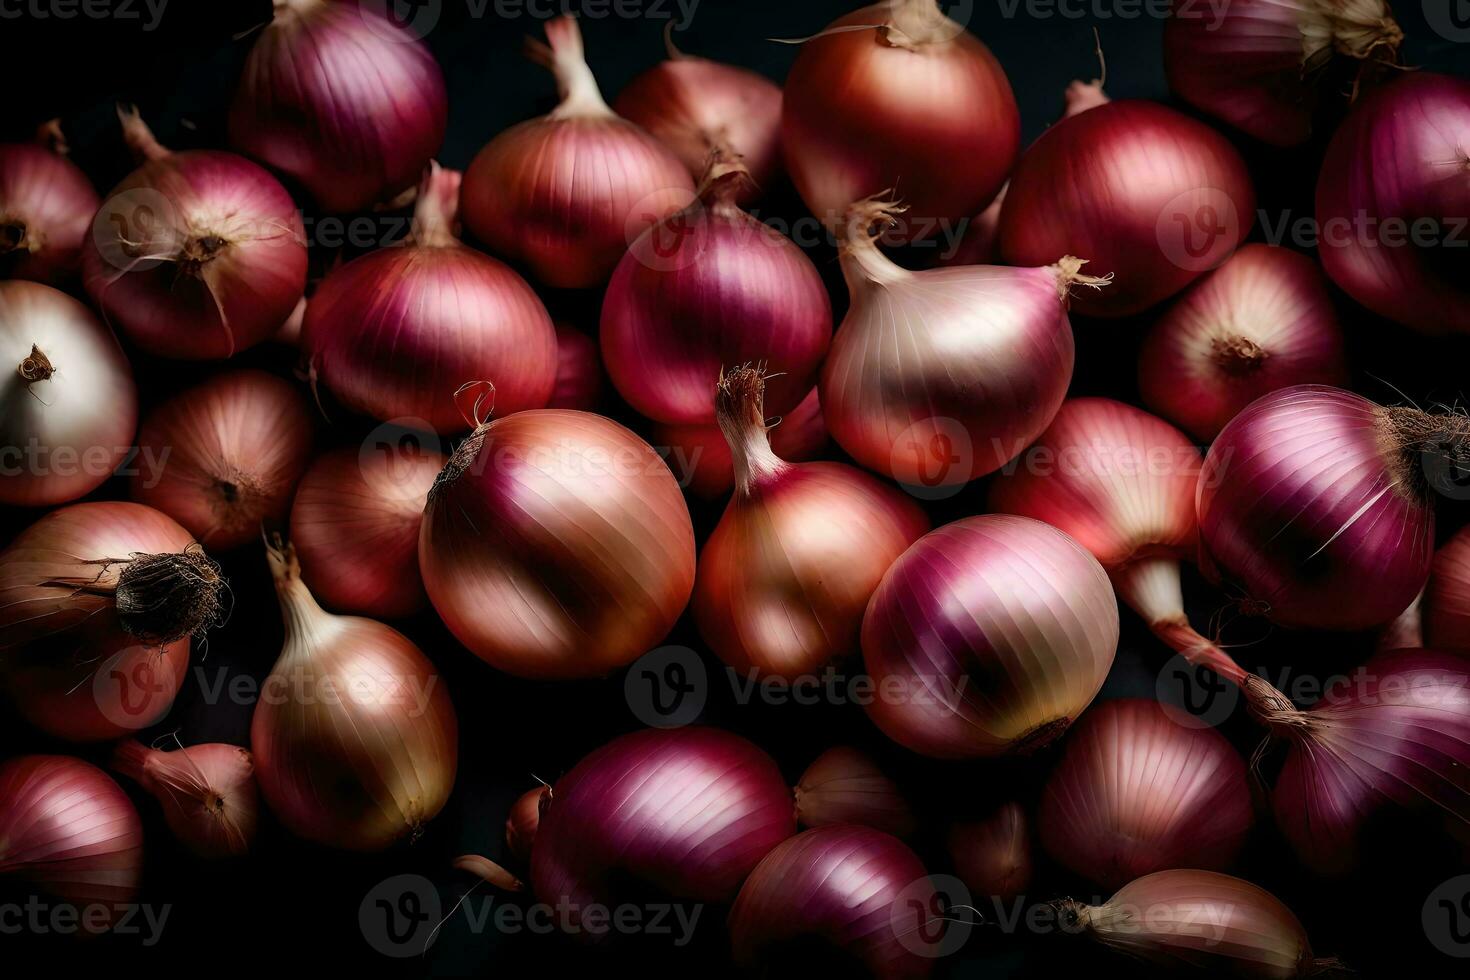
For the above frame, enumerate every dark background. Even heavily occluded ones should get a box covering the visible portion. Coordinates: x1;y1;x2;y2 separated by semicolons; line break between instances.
2;1;1469;976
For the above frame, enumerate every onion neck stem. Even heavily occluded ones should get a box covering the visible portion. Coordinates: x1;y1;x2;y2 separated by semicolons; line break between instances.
412;162;462;248
35;118;68;155
838;196;912;290
1063;79;1110;117
1048;256;1112;307
884;0;959;48
117;104;170;163
696;148;752;217
528;16;614;120
716;366;790;495
266;537;330;644
1111;556;1249;686
111;740;155;787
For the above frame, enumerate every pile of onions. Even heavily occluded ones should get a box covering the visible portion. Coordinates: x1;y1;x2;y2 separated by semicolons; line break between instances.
549;323;604;411
251;537;457;850
1425;525;1470;651
1316;73;1470;334
0;280;138;506
651;387;827;500
0;501;223;741
999;93;1254;317
613;27;782;199
0;124;99;284
289;444;444;618
862;515;1119;759
693;367;927;680
947;802;1031;902
111;740;258;859
822;198;1096;487
781;0;1017;239
728;825;942;977
1164;0;1402;146
420;384;696;678
601;156;832;425
1057;869;1330;977
0;756;143;928
228;0;446;212
303;163;557;433
1038;698;1253;889
1197;385;1447;631
83;107;307;360
1138;244;1349;440
461;15;693;289
131;369;313;550
504;784;549;864
794;746;917;838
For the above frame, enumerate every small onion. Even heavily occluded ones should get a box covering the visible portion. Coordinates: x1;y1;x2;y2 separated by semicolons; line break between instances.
0;125;99;284
111;739;259;859
0;280;138;507
947;801;1031;902
1425;525;1470;652
131;369;314;551
461;15;694;289
548;322;604;411
862;515;1119;759
651;387;827;500
504;785;549;865
794;745;917;838
933;182;1005;268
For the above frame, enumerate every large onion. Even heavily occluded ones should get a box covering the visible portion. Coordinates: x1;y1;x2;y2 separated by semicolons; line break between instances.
0;126;99;284
111;739;258;859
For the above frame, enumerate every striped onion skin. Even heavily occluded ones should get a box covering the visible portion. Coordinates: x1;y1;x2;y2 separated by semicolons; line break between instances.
111;740;259;860
548;322;604;411
1197;385;1437;631
728;825;940;978
504;785;549;865
1425;526;1470;652
0;755;143;926
460;15;693;289
794;746;917;838
861;515;1119;759
0;138;99;285
1039;698;1253;890
947;801;1031;902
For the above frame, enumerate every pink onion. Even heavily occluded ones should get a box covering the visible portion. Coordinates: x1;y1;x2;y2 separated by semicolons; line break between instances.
794;745;917;838
83;107;307;360
1138;244;1349;441
111;740;258;859
1425;525;1470;652
1316;72;1470;334
947;801;1031;902
461;15;693;289
228;0;446;213
549;322;604;411
862;515;1119;758
601;156;832;425
304;163;557;434
504;785;549;865
0;125;99;284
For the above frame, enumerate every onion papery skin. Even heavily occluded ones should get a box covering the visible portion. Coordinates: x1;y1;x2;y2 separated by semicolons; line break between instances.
111;740;258;859
289;445;443;618
420;407;696;679
861;515;1119;759
794;746;917;838
0;756;143;926
947;801;1031;902
505;785;548;865
304;164;557;434
1062;869;1324;978
728;825;940;978
0;280;138;507
530;727;794;936
131;369;313;551
251;540;457;851
1163;0;1402;147
999;99;1255;317
1316;72;1470;334
228;0;446;213
0;502;221;741
651;387;827;500
549;322;604;411
1139;244;1349;441
461;15;694;289
1196;385;1435;631
0;141;99;284
780;0;1018;241
1425;525;1470;652
1039;698;1253;890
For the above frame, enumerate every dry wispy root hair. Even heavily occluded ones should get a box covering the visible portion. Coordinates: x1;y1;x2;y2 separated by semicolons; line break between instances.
114;546;228;646
1380;404;1470;500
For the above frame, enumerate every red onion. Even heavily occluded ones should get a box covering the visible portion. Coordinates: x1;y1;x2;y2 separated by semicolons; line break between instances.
862;515;1119;759
461;15;694;289
728;825;942;977
83;107;307;360
0;125;99;284
289;444;443;618
822;198;1096;487
601;156;832;425
1316;72;1470;334
229;0;446;213
0;501;223;741
1164;0;1402;147
0;280;138;507
420;387;696;679
0;756;143;927
251;537;458;850
549;322;604;411
1138;244;1349;441
1039;698;1253;890
947;801;1031;902
131;369;314;551
111;740;259;859
1425;525;1470;652
781;0;1017;240
304;163;557;434
1197;385;1449;631
999;96;1255;317
694;367;927;679
794;745;917;838
934;183;1005;268
504;784;549;865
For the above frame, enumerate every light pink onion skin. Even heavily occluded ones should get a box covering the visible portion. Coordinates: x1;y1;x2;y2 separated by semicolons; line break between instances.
794;746;918;838
1425;526;1470;652
1139;244;1349;441
947;801;1031;902
1000;99;1255;317
229;0;446;212
1317;72;1470;334
862;515;1119;759
0;142;99;284
549;322;604;411
0;756;143;924
652;387;828;500
505;785;549;864
111;740;259;859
